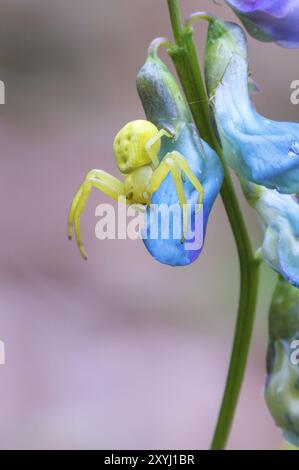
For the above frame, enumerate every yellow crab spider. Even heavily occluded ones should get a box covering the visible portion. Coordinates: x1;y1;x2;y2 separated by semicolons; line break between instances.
68;119;204;259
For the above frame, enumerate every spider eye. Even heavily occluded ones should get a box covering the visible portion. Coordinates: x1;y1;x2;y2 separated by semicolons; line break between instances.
113;120;159;173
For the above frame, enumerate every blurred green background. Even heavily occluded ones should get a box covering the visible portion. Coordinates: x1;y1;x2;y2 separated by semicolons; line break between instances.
0;0;297;449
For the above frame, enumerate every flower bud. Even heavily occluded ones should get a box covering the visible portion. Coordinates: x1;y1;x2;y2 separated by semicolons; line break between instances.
137;50;191;135
265;277;299;447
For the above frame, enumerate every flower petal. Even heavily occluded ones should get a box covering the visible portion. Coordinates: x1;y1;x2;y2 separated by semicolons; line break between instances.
205;18;299;194
243;180;299;287
226;0;299;48
137;52;223;266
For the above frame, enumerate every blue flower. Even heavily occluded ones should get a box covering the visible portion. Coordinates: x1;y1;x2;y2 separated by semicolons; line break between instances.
265;277;299;447
243;180;299;288
137;51;223;266
226;0;299;48
205;18;299;195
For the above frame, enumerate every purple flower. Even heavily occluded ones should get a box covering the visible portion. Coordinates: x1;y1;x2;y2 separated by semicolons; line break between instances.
226;0;299;47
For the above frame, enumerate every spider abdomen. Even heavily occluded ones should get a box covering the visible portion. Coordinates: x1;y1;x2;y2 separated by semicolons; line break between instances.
124;165;153;204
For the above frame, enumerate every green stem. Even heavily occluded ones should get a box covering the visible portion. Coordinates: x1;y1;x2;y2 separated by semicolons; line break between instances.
167;0;260;450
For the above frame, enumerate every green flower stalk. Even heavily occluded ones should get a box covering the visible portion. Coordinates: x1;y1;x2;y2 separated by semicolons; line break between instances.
166;0;259;450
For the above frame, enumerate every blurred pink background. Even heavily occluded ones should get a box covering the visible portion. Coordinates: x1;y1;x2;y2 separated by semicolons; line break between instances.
0;0;297;449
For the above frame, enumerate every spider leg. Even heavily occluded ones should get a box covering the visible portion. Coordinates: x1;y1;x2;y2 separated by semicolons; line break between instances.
168;151;204;205
68;185;83;240
165;159;188;241
68;171;125;259
150;151;204;240
146;129;173;168
149;159;170;191
84;169;125;191
68;169;124;240
150;156;188;241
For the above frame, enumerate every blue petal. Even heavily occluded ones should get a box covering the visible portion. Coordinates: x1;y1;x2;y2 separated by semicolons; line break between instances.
226;0;299;48
205;19;299;194
244;181;299;288
142;123;223;266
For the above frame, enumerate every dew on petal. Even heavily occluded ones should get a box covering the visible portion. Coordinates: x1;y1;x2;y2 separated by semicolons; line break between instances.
288;141;299;158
